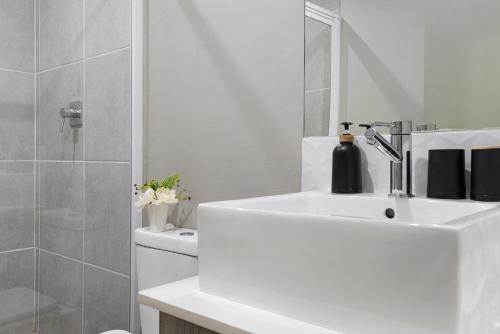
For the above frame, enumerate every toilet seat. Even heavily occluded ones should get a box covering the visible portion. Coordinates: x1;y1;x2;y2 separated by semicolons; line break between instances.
100;331;131;334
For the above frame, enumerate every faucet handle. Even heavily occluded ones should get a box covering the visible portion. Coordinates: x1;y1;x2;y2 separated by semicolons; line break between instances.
359;123;372;129
369;121;412;135
371;122;396;128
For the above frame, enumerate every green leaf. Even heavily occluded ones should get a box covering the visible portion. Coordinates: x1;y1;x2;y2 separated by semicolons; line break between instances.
160;174;180;189
150;179;159;191
136;174;186;197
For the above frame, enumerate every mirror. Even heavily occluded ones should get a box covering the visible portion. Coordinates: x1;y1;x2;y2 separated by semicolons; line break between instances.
304;0;341;136
304;0;500;136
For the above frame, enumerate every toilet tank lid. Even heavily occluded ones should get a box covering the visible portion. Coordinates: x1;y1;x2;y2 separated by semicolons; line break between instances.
135;227;198;257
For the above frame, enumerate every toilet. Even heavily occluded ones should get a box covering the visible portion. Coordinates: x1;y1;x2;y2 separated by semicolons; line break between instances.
102;227;198;334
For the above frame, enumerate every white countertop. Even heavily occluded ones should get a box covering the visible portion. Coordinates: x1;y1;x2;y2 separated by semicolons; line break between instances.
138;276;341;334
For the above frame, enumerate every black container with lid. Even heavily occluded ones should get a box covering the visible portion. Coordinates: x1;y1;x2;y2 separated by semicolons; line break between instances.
427;149;466;199
332;122;362;194
471;147;500;202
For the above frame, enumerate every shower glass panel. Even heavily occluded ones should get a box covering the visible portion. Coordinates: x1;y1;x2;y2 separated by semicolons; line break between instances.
1;1;132;333
0;0;37;333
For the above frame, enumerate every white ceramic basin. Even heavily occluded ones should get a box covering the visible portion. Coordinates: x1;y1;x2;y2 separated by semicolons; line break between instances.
198;191;500;334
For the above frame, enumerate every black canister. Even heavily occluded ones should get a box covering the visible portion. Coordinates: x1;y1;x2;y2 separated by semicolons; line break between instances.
332;122;362;194
471;147;500;202
427;149;466;199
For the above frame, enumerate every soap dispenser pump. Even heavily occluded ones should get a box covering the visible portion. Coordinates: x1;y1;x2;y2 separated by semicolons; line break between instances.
332;122;362;194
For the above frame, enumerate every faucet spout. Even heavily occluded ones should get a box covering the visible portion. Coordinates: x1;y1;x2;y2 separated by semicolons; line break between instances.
364;127;403;163
360;121;413;197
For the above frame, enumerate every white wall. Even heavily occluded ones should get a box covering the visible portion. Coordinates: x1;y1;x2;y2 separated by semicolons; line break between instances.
309;0;340;12
145;0;304;228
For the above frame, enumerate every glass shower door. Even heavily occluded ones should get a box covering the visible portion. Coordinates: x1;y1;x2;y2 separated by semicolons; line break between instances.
0;0;37;333
1;0;132;333
34;0;133;333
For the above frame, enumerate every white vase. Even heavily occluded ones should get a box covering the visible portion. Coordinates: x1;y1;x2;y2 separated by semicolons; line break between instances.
146;203;169;233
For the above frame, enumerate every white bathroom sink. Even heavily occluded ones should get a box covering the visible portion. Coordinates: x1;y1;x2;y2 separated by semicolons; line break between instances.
198;191;500;334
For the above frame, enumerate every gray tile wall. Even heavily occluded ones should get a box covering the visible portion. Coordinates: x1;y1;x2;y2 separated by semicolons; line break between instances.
37;62;84;161
0;162;35;253
1;0;132;332
34;0;132;333
84;163;131;275
39;162;84;260
0;249;35;334
0;71;35;160
0;249;35;292
38;250;83;334
0;0;35;72
38;0;83;71
83;265;130;334
0;1;37;333
85;49;131;162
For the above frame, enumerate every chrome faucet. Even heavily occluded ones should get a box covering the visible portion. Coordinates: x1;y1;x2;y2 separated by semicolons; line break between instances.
360;121;413;197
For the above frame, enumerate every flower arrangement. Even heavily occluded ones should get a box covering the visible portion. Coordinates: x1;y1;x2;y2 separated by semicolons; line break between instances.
134;174;190;210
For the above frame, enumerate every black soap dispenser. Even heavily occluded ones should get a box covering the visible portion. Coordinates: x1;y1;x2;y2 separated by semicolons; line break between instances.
332;122;362;194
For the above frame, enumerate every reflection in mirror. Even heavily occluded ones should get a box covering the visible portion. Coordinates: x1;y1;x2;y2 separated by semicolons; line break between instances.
333;0;500;135
304;0;341;137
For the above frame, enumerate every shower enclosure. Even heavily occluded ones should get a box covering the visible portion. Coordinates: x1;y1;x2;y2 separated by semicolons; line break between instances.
0;1;133;333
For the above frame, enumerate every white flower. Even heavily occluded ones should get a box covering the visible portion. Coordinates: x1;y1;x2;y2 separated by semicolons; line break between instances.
144;188;156;202
154;188;179;205
134;196;146;210
135;188;156;210
135;187;178;210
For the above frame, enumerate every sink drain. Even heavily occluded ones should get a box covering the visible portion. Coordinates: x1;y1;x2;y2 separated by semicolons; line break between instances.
385;208;396;219
180;232;194;236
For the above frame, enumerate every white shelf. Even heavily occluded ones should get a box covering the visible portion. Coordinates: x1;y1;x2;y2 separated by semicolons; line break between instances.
138;277;341;334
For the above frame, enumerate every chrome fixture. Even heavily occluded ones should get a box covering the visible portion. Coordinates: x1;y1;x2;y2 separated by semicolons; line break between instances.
60;101;83;132
416;123;437;132
360;121;413;197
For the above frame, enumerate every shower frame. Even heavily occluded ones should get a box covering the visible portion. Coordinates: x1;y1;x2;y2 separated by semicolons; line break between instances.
131;0;144;333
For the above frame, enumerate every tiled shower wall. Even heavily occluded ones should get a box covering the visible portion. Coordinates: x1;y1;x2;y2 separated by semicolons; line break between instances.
36;0;132;333
1;0;132;333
